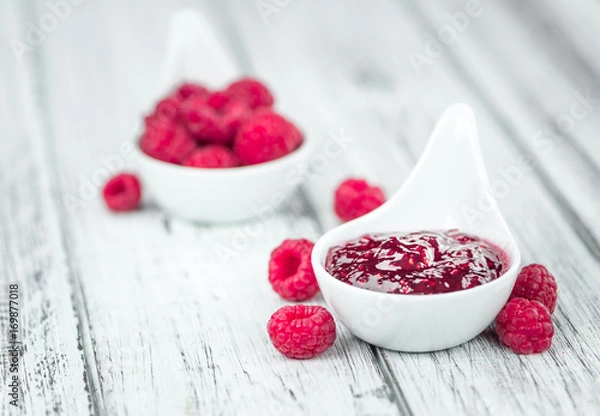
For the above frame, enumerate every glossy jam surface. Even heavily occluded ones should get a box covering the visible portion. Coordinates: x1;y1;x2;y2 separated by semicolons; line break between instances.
325;230;508;295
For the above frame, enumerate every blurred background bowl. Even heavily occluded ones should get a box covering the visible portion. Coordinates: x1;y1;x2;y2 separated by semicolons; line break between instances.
136;137;315;223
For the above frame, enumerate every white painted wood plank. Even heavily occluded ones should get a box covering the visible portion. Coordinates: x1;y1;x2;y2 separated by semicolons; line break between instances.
506;0;600;158
0;3;93;415
403;0;600;248
222;0;417;232
26;0;400;414
225;0;600;414
386;1;600;412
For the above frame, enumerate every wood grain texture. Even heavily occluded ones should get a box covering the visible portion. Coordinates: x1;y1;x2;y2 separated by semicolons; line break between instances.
224;0;600;414
3;0;600;414
22;0;400;414
0;3;93;415
406;0;600;254
503;0;600;165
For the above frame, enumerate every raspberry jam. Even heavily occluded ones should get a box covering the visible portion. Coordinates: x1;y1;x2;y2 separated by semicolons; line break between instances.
325;230;508;295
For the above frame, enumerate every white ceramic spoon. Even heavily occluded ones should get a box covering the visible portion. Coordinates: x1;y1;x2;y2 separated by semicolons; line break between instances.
312;103;521;352
135;9;315;223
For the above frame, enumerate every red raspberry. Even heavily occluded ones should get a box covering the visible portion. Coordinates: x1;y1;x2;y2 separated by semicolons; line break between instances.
153;96;180;120
139;119;196;164
183;145;240;168
234;111;303;165
334;178;386;222
269;239;318;301
181;96;250;145
221;99;251;137
510;264;558;313
267;305;336;359
206;91;231;111
102;173;142;212
174;82;210;102
181;96;226;143
225;77;274;109
495;298;554;354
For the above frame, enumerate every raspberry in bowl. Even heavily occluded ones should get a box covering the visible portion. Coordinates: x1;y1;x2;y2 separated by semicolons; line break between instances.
134;11;314;222
311;104;522;352
136;79;314;223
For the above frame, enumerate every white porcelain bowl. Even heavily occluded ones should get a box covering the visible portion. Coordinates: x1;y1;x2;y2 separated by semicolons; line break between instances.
136;138;314;223
312;104;521;352
133;9;317;222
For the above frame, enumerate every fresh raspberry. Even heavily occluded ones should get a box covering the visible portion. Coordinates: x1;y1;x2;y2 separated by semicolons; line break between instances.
269;239;318;301
174;82;210;102
267;305;336;359
206;91;231;111
139;119;196;164
234;111;303;165
510;264;558;313
221;99;251;137
334;178;386;222
495;298;554;354
183;145;240;168
102;173;142;212
181;95;250;144
182;96;230;144
225;77;274;109
154;96;180;120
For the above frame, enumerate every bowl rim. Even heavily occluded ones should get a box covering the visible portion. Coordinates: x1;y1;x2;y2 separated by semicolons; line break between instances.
136;132;316;177
311;230;521;302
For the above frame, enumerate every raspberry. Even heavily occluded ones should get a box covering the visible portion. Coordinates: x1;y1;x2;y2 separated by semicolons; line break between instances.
269;239;318;301
510;264;558;313
102;173;142;212
181;96;250;144
139;119;196;164
174;82;209;102
183;145;240;168
221;99;251;137
181;96;228;143
206;91;231;111
225;77;274;109
495;298;554;354
334;178;386;222
267;305;336;359
234;111;303;165
153;96;180;120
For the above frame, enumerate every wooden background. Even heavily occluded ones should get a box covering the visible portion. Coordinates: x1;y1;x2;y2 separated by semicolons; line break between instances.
1;0;600;414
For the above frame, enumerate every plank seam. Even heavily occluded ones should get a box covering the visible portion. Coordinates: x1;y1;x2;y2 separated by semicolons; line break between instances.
29;55;106;416
372;346;414;416
27;62;106;416
18;2;105;414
